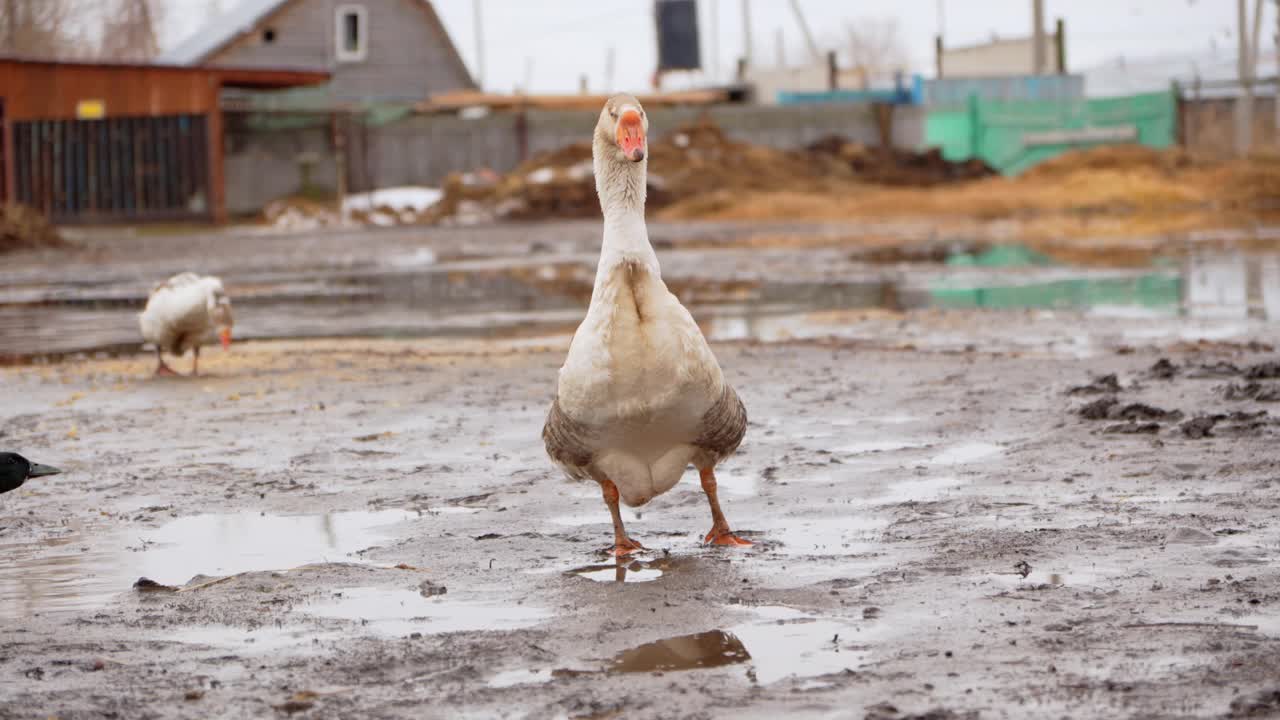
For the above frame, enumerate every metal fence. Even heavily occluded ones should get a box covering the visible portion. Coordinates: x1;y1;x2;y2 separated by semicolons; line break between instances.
10;114;210;223
222;103;926;215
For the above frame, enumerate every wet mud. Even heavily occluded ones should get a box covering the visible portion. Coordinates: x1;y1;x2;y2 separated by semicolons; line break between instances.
1;319;1279;718
2;224;1280;718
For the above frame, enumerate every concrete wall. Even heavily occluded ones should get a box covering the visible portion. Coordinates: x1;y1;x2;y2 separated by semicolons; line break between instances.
1180;96;1279;158
224;103;927;215
941;36;1060;78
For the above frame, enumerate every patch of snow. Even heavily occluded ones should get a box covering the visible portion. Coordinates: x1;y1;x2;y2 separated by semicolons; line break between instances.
567;160;594;181
527;167;555;185
344;186;442;214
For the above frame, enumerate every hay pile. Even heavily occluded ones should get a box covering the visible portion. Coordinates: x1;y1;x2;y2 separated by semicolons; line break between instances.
0;204;66;253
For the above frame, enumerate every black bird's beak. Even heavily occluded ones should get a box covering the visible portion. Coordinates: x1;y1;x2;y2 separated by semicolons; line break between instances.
27;463;62;478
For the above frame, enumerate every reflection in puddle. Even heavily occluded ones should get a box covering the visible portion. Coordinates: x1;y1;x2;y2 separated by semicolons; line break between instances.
927;442;1003;465
610;630;751;673
305;587;550;636
6;245;1277;361
596;606;878;683
568;559;665;584
133;510;417;582
0;510;415;620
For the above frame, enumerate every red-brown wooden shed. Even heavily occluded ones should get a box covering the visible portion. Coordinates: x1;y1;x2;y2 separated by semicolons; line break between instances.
0;58;328;224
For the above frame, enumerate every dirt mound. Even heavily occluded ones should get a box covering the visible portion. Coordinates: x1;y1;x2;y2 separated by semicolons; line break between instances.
0;204;67;253
806;136;996;186
423;118;988;225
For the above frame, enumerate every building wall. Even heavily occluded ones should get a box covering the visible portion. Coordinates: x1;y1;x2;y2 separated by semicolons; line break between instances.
941;37;1060;78
209;0;472;102
223;104;927;215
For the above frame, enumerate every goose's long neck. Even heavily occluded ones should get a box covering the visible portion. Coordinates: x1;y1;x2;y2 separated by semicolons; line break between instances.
593;141;657;287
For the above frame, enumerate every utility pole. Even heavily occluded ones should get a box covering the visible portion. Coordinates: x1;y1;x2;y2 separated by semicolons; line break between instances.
937;0;945;37
1237;0;1253;156
604;46;615;93
1031;0;1045;75
741;0;752;68
709;0;720;82
787;0;820;63
473;0;485;90
775;27;785;68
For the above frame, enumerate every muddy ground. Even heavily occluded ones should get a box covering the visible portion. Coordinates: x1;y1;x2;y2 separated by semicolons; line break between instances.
2;224;1280;719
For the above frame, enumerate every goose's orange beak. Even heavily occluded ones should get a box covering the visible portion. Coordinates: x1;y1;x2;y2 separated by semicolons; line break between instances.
219;327;232;350
616;109;646;162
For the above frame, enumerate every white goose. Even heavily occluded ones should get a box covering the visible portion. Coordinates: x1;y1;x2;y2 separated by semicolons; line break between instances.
138;272;234;376
543;94;751;556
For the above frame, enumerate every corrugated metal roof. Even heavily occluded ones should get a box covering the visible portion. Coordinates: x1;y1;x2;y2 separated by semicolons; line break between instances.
159;0;291;66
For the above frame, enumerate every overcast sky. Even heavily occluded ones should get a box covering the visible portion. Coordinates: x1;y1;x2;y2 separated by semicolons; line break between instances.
162;0;1269;93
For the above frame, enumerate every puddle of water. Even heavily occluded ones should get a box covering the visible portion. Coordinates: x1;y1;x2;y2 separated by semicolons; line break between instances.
598;605;879;683
305;587;550;636
986;568;1101;591
5;247;1276;361
926;442;1003;465
610;630;752;673
0;510;415;620
568;559;665;584
488;669;554;688
164;625;337;654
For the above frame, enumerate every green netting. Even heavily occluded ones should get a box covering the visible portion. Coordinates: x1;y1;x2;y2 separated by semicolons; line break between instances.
924;90;1176;175
930;274;1182;311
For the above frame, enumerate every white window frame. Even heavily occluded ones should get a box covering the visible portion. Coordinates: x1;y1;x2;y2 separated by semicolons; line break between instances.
334;4;369;63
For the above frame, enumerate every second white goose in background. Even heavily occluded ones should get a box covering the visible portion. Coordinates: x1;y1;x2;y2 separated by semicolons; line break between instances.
138;272;233;376
543;94;752;556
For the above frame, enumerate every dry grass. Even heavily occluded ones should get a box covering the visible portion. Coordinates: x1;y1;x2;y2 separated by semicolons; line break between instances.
657;145;1280;249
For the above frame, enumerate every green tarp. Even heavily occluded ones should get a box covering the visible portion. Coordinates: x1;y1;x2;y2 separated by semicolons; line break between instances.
925;90;1176;176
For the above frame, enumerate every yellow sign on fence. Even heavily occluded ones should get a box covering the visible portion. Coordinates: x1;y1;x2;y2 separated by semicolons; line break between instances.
75;100;105;120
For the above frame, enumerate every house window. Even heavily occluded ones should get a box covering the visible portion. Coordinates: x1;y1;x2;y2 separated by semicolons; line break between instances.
262;28;277;43
335;4;368;62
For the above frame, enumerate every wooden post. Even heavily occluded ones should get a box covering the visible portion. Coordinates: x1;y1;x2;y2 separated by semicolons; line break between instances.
207;90;227;224
515;108;528;163
1055;18;1066;74
827;50;838;91
332;111;347;222
1;98;12;206
934;35;944;79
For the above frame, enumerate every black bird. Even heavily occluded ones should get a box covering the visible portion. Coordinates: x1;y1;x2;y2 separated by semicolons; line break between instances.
0;452;62;494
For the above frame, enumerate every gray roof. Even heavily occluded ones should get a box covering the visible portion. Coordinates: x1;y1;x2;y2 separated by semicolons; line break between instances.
159;0;291;66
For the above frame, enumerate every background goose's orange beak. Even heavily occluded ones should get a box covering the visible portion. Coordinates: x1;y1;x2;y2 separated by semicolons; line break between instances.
219;327;232;350
616;109;646;162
